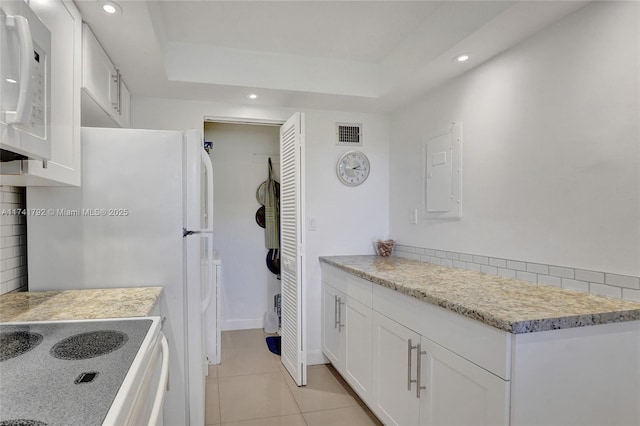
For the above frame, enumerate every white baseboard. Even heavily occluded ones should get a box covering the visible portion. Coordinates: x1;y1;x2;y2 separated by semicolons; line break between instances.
307;349;329;366
221;318;263;331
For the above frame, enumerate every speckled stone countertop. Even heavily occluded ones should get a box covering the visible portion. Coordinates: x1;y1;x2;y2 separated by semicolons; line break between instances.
320;256;640;334
0;287;162;322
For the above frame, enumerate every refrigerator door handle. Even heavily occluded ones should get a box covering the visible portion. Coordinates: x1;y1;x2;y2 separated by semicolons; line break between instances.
201;149;214;233
183;229;212;237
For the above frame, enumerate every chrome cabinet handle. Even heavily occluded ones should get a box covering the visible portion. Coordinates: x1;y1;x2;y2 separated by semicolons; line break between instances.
111;70;121;113
338;298;345;332
334;295;339;329
407;339;417;390
416;344;427;398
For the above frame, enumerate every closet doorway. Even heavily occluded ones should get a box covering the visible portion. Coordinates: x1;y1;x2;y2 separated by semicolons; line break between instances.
204;114;307;386
204;121;281;331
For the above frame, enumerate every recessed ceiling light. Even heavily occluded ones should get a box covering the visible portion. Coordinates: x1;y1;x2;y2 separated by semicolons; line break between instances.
100;1;122;15
455;54;470;62
247;94;258;100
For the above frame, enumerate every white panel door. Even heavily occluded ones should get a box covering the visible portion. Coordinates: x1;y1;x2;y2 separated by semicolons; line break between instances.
321;283;342;367
82;24;117;117
343;296;373;401
372;312;421;426
419;336;509;426
279;112;306;386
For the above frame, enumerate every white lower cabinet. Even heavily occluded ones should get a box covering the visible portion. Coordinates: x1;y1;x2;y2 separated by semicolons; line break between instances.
321;283;342;366
321;281;372;401
322;263;509;426
322;262;640;426
342;294;372;398
371;311;420;426
370;312;508;426
418;336;509;426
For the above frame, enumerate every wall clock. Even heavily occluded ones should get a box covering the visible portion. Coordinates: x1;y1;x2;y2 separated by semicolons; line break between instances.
336;150;370;186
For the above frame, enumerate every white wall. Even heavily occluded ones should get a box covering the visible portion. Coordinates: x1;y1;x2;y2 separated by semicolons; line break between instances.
303;109;389;364
132;98;389;363
389;1;639;277
133;98;293;133
204;122;281;330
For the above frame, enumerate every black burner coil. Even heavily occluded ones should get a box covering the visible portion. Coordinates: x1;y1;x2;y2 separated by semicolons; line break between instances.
0;331;43;362
50;330;128;360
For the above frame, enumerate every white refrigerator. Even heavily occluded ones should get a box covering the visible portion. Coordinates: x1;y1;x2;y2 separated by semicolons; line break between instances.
26;127;217;426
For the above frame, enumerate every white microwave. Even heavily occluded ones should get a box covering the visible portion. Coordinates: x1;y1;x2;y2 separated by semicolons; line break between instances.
0;0;51;162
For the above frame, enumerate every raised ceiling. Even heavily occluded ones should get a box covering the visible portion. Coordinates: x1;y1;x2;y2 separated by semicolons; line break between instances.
158;1;442;63
75;0;589;113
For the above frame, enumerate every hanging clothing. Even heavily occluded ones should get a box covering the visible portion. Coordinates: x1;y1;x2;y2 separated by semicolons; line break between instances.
264;158;279;249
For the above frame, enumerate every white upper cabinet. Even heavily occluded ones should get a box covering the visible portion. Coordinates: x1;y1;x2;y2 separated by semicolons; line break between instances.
0;0;82;186
81;24;130;128
82;24;115;118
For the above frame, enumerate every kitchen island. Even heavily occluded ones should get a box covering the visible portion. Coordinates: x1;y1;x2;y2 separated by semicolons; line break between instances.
320;255;640;426
0;286;162;322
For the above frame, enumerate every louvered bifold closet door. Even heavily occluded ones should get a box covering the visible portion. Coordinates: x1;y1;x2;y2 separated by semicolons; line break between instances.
279;112;306;386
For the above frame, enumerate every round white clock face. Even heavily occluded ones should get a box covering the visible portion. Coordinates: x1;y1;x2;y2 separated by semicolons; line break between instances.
336;150;370;186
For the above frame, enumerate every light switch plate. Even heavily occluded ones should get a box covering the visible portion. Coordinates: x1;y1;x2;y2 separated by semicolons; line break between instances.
410;208;418;224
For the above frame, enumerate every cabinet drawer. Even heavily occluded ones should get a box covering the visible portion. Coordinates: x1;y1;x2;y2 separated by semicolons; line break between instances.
372;283;511;380
321;264;372;307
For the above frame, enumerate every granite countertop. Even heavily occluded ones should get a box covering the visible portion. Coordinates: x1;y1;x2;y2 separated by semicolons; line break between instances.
0;287;163;322
320;255;640;334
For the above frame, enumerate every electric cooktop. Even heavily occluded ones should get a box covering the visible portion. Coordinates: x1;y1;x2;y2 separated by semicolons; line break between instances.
0;318;153;426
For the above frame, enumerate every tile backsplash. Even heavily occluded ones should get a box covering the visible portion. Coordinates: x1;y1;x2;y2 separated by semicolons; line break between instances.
0;186;27;294
394;244;640;302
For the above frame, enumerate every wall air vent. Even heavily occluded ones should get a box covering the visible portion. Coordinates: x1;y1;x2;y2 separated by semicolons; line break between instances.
335;123;362;146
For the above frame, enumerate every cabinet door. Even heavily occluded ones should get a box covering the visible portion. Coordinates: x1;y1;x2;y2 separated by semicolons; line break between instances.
321;283;342;368
82;24;117;117
117;79;131;128
419;336;509;426
371;312;420;426
342;296;372;401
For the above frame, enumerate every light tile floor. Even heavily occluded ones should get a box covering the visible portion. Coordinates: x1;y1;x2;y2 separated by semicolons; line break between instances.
206;329;382;426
